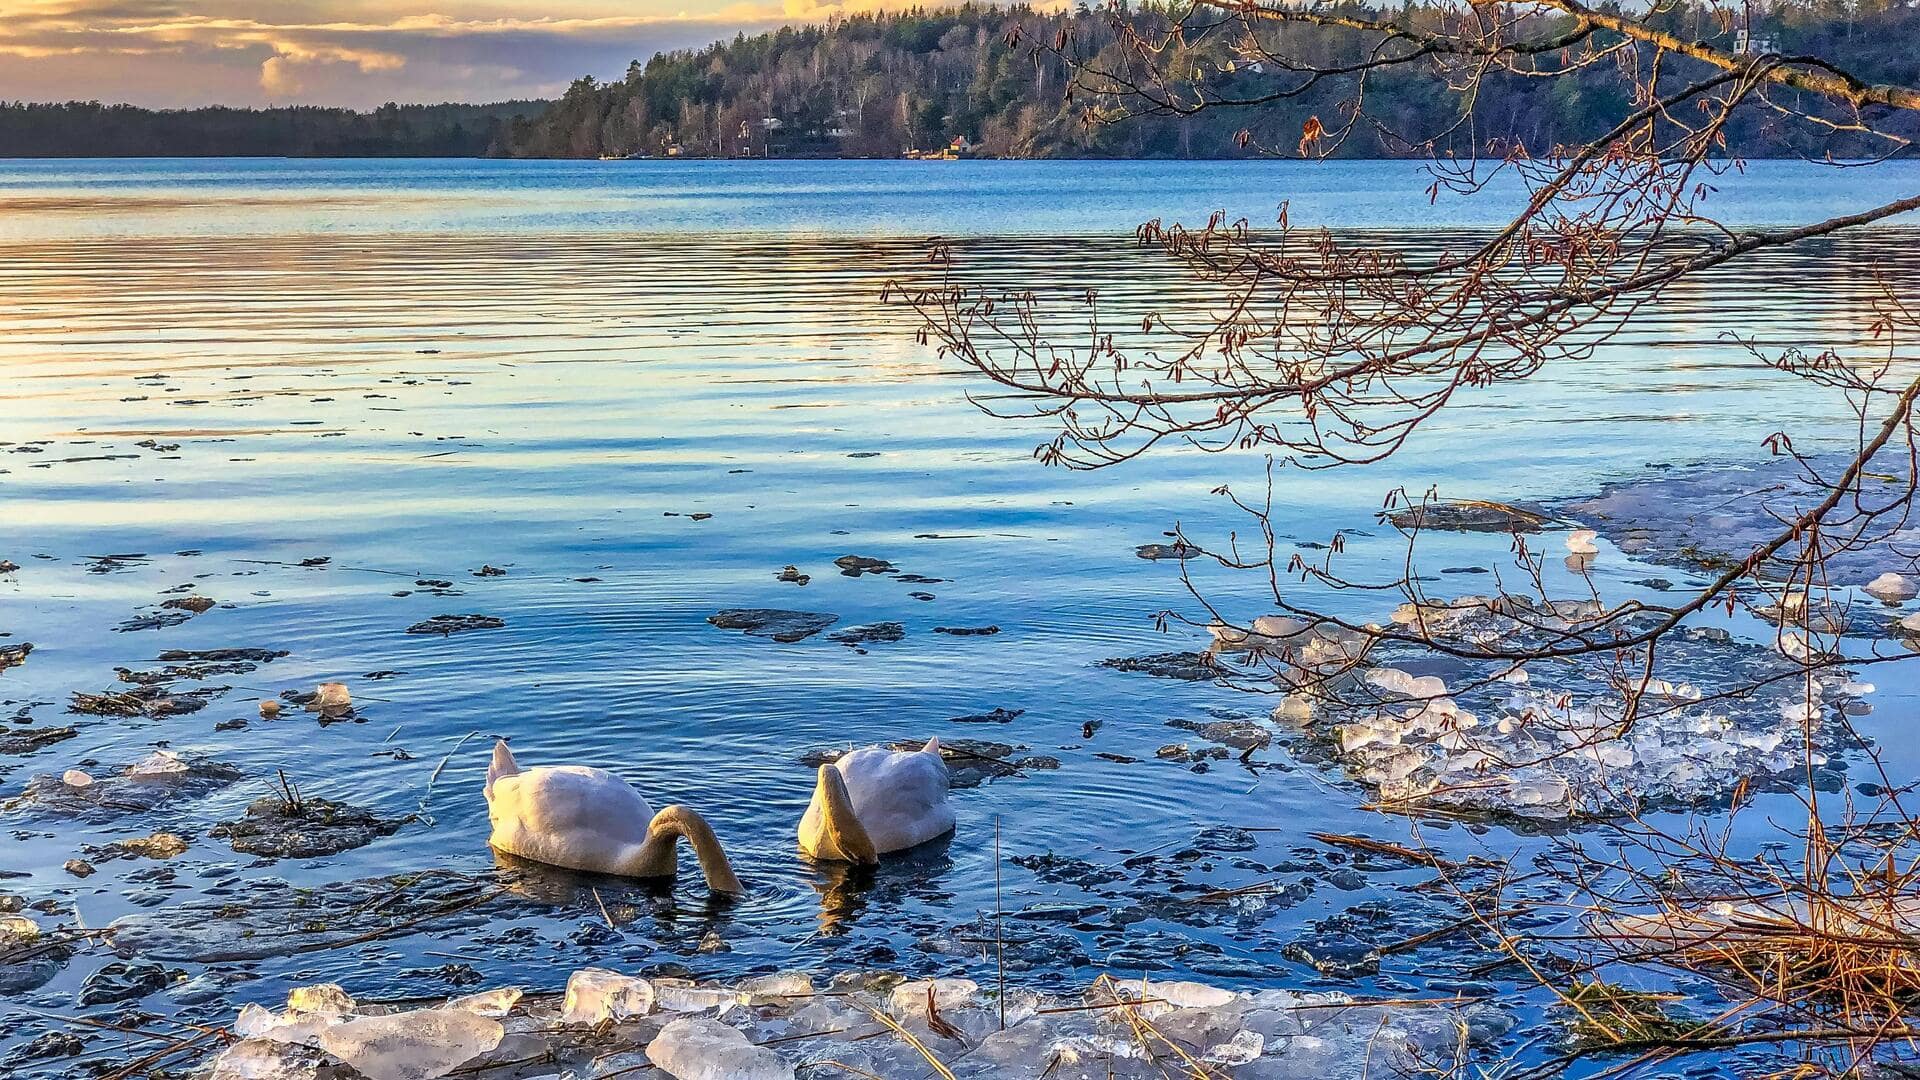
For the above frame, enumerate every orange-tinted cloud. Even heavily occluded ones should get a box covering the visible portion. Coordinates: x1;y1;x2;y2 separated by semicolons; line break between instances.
0;2;798;107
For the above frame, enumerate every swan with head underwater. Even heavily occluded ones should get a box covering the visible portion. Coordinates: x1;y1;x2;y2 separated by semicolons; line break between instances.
798;737;955;864
483;741;743;894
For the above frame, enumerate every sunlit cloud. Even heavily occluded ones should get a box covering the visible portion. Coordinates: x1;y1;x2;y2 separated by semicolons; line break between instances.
0;2;814;108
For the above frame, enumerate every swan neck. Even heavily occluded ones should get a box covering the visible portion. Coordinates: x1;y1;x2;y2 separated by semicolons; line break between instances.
815;764;880;865
648;806;744;894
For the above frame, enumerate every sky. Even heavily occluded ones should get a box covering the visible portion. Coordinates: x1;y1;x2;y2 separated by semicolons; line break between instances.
0;1;851;109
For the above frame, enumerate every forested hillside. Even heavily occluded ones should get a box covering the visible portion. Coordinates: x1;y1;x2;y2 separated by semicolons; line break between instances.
497;1;1920;159
0;101;547;158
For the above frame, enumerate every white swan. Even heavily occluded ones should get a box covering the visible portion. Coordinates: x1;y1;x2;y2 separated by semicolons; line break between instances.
797;738;954;864
483;741;742;893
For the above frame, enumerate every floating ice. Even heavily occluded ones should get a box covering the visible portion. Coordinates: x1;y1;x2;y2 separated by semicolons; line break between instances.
1864;572;1917;603
1239;593;1865;819
443;987;522;1017
653;977;745;1014
646;1016;793;1080
190;969;1500;1080
562;967;656;1024
1566;528;1599;555
129;749;190;777
62;769;93;787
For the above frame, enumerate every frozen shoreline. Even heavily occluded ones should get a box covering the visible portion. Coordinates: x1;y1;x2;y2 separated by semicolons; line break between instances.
197;966;1507;1079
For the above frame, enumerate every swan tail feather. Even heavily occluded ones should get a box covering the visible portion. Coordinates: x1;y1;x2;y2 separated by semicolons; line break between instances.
484;739;519;801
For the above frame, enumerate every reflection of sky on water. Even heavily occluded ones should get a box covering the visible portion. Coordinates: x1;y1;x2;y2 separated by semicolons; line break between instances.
2;157;1918;240
1;162;1918;1077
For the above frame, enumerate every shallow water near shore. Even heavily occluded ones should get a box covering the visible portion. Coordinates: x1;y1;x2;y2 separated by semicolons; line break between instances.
4;159;1920;1077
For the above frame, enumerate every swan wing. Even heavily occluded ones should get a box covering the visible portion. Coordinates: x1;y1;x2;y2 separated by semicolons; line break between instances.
835;746;954;854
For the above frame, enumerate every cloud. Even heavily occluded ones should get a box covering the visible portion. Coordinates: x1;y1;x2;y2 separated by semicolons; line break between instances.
0;2;792;107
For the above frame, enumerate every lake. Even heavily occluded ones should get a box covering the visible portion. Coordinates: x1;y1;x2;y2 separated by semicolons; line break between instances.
3;158;1919;1077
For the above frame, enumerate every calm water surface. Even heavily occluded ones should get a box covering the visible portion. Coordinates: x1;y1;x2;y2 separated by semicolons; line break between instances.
3;159;1920;1076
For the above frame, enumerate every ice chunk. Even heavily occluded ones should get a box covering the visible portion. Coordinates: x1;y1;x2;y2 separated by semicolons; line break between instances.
444;987;521;1017
208;1039;331;1080
1566;529;1599;554
645;1016;793;1080
739;972;813;1004
63;769;94;788
318;1008;503;1080
1865;572;1917;602
889;977;980;1017
1200;1028;1265;1065
653;978;744;1014
562;967;654;1024
129;749;190;778
0;913;40;943
287;983;355;1015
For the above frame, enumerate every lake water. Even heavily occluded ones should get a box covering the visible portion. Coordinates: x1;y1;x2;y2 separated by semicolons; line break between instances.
3;158;1920;1077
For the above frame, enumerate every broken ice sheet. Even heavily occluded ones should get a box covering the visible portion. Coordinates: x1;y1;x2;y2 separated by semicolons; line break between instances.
1231;594;1870;820
188;968;1505;1080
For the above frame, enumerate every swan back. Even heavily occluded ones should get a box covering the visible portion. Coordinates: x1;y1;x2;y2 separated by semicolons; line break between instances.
803;739;953;856
487;762;657;875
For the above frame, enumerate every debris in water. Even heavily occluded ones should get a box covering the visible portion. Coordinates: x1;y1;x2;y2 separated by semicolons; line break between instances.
708;609;838;643
775;565;810;585
90;831;190;860
0;643;32;672
1135;541;1202;560
473;564;507;577
7;752;241;818
934;625;1000;636
162;595;217;613
1099;651;1225;682
210;794;412;858
828;622;905;647
948;707;1024;724
309;681;353;716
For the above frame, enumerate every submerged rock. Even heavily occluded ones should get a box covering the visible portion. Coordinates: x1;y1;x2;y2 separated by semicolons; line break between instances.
708;609;838;643
0;914;71;996
210;795;411;858
109;871;516;962
1100;651;1227;682
1384;498;1549;533
0;726;75;756
828;621;906;647
405;614;505;636
0;643;32;673
833;555;896;577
